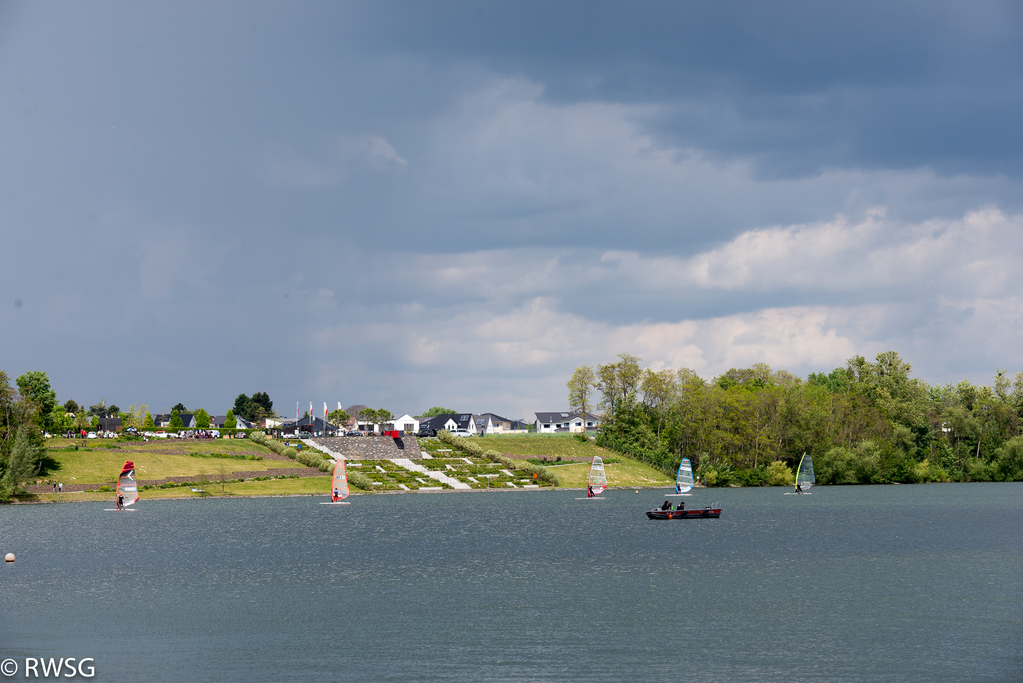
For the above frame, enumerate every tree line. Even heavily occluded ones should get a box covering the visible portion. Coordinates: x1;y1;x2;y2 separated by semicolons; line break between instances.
568;351;1023;486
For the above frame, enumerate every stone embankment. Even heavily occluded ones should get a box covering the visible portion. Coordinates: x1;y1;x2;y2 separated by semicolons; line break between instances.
310;435;421;460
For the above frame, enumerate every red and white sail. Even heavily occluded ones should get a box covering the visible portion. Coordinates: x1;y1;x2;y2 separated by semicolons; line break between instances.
117;460;139;507
331;459;349;502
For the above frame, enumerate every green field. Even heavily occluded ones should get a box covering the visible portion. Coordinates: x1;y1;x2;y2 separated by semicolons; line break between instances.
543;458;672;488
471;434;611;459
18;436;672;502
38;437;306;485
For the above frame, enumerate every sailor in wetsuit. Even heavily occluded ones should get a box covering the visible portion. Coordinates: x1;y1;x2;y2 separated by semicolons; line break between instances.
587;485;594;498
116;494;123;510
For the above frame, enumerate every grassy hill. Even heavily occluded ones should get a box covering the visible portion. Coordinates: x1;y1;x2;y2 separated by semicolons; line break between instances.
19;435;672;503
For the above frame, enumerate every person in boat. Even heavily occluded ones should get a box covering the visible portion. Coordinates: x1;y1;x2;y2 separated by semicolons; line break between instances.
678;501;684;510
660;500;672;511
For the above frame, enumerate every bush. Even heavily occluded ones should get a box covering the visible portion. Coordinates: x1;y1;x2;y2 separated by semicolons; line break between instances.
766;461;794;487
348;471;374;490
995;437;1023;481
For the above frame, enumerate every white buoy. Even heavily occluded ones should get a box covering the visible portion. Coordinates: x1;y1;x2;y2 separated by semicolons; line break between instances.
4;553;14;563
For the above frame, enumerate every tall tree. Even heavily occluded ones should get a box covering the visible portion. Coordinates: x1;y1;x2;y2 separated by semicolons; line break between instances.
224;409;237;429
15;371;58;430
169;409;184;431
172;402;187;413
567;364;596;421
250;391;273;417
64;399;81;415
1;423;44;499
194;408;210;429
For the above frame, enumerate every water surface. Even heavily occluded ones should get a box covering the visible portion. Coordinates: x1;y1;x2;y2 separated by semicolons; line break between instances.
2;484;1021;682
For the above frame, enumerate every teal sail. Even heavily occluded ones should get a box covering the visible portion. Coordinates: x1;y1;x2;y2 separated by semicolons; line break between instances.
675;458;694;494
794;453;815;492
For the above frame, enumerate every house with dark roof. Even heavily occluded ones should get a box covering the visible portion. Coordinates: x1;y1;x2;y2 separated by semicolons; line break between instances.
477;413;529;434
154;413;197;429
417;413;476;435
533;411;600;433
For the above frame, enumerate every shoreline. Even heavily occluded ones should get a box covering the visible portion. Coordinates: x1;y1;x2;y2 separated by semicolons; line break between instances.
6;485;678;505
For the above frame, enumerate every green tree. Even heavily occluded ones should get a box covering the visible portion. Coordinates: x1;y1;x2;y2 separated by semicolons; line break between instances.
328;409;351;430
567;364;596;421
172;402;187;413
250;392;273;417
224;409;237;429
143;412;155;429
49;405;73;433
1;423;44;499
90;415;99;431
16;371;58;430
169;409;184;431
234;394;256;422
194;408;210;429
64;399;81;414
421;406;457;417
122;404;149;432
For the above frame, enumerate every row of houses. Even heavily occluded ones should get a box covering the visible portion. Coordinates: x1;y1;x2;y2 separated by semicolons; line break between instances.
97;407;602;437
96;413;258;432
269;409;601;437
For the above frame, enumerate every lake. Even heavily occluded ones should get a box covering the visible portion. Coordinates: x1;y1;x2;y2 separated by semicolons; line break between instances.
2;484;1021;682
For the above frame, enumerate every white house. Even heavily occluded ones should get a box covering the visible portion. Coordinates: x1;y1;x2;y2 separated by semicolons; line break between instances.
534;411;600;433
384;414;420;434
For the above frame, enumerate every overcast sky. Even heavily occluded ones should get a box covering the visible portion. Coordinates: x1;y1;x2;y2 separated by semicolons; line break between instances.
3;0;1023;419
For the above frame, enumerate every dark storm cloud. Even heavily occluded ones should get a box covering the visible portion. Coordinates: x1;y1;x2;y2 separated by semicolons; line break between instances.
3;0;1023;417
344;0;1023;178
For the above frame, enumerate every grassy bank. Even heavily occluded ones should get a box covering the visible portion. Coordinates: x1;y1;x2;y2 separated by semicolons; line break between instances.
543;458;672;488
36;437;307;485
472;434;610;460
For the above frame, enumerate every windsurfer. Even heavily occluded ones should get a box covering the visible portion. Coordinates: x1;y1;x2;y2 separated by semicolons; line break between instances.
116;494;123;510
795;483;803;494
587;485;594;498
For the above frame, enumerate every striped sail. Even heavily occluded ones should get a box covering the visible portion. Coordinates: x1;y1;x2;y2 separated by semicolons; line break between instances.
795;453;815;492
675;458;694;493
117;460;139;507
587;456;607;495
331;459;349;502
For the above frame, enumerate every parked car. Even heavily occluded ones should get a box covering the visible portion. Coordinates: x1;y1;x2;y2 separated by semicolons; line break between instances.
451;428;474;437
87;431;97;439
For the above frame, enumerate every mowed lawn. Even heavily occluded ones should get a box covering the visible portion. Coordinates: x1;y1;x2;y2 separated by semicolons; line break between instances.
42;438;307;484
475;434;612;459
546;458;673;488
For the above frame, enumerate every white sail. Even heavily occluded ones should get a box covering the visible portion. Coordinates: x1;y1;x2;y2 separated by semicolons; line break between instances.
675;458;694;494
795;453;815;492
587;456;607;495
